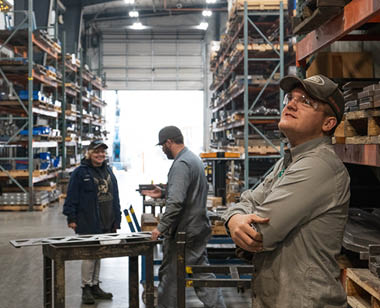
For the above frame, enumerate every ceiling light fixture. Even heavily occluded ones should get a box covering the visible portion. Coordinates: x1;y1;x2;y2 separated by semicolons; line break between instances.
129;10;139;18
197;22;209;31
124;0;135;4
131;21;145;30
206;0;217;3
202;9;212;17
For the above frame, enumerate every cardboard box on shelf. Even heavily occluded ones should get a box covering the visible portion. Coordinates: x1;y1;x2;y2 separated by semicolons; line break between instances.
307;52;373;79
207;196;223;209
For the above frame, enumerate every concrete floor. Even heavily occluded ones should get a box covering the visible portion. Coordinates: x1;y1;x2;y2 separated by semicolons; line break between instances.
0;170;252;308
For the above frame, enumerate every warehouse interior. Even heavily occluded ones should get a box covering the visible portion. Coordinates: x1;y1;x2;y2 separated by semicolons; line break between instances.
1;0;380;307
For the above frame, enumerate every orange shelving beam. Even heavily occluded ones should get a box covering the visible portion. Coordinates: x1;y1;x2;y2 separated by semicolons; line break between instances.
296;0;380;67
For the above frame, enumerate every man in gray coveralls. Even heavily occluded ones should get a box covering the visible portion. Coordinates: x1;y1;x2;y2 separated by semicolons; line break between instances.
142;126;225;308
223;74;351;308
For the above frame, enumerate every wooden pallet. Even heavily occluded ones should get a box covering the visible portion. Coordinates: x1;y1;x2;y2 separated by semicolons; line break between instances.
233;0;288;11
227;145;281;155
345;268;380;308
235;42;289;52
34;184;57;192
228;0;287;25
344;109;380;144
211;224;228;236
0;203;48;211
207;196;223;209
0;169;48;178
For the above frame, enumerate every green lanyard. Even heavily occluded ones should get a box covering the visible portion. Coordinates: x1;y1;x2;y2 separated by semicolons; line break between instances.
278;167;285;178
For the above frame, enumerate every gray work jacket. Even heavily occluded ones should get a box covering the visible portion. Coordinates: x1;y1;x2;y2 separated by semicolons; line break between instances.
157;147;211;240
223;137;350;308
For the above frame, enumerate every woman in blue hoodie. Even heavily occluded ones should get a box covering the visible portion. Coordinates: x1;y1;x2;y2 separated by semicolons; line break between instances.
63;140;121;305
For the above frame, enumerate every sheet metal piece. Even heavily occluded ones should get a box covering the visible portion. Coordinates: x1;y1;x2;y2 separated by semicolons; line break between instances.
10;232;152;248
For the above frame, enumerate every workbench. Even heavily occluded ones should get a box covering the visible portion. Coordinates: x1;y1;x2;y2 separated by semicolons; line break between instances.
10;233;160;308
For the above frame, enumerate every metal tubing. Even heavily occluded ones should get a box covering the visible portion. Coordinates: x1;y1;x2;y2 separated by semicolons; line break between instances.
177;232;186;308
28;0;33;211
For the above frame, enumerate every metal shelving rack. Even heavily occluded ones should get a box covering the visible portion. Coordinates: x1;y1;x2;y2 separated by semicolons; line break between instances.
0;1;107;211
0;0;35;209
209;1;288;191
295;0;380;167
242;1;285;189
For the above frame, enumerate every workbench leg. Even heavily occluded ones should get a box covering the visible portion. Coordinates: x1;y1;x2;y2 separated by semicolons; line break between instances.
177;232;186;308
129;256;139;308
54;259;65;308
145;248;154;308
43;255;53;308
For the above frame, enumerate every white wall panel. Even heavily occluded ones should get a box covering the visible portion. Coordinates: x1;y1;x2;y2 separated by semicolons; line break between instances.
103;56;127;67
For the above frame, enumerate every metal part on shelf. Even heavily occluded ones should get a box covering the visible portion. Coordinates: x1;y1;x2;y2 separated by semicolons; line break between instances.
343;208;380;260
369;245;380;278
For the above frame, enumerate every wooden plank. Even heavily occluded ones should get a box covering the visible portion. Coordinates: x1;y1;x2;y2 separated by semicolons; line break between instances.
347;295;370;308
345;136;372;144
234;0;288;10
0;170;47;178
351;268;380;300
211;224;228;236
0;204;47;211
293;6;343;35
34;185;57;192
369;116;380;136
207;196;223;207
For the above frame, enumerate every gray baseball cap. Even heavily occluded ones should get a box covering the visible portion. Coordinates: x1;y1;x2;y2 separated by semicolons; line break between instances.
280;74;344;123
157;126;183;145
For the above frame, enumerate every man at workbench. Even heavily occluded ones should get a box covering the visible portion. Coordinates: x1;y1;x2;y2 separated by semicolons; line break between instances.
223;74;351;308
142;125;226;308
